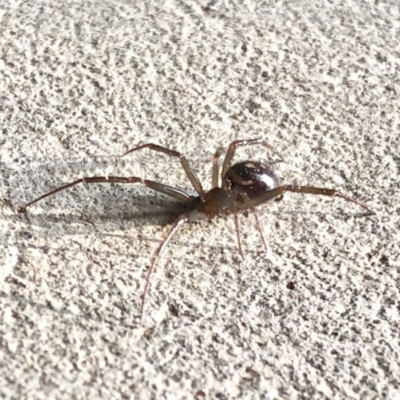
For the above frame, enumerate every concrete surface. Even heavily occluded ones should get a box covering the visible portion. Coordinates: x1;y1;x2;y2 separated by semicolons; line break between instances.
0;0;399;399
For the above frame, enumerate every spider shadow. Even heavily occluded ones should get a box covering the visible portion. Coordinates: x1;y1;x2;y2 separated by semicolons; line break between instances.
14;190;191;237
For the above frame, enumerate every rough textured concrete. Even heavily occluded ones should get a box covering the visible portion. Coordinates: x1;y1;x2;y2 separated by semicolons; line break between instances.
0;0;399;399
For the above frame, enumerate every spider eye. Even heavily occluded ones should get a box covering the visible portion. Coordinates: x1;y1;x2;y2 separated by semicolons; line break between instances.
223;161;279;199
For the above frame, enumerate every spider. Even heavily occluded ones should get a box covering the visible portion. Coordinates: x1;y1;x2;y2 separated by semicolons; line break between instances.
18;139;374;323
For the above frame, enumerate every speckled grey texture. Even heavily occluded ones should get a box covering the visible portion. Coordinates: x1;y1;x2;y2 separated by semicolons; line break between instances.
0;0;399;399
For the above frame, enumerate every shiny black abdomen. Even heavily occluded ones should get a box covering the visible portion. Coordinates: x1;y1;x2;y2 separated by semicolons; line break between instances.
223;161;279;200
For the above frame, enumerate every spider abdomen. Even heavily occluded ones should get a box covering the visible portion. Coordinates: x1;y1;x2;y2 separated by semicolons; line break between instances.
223;161;279;200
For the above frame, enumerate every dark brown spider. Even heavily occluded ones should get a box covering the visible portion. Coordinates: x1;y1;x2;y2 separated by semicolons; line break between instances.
18;139;374;323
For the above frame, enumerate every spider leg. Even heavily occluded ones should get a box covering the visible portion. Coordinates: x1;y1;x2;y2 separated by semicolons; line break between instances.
233;212;244;260
223;189;244;259
239;190;268;252
140;212;193;324
122;143;205;198
211;147;224;189
251;185;375;215
221;138;284;177
18;176;192;212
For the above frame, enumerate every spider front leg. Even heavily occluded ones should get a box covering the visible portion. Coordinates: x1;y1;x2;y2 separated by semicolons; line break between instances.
18;176;191;212
211;147;224;189
122;143;205;198
140;213;187;323
252;185;375;215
